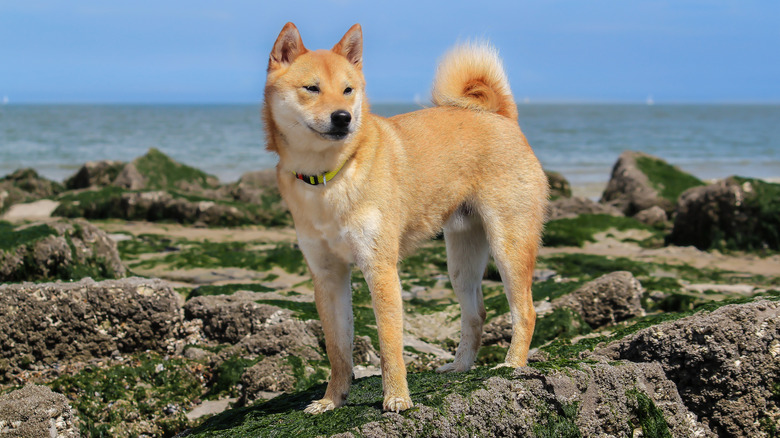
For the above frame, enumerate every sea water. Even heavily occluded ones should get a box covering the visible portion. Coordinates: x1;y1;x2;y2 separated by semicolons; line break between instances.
1;103;778;198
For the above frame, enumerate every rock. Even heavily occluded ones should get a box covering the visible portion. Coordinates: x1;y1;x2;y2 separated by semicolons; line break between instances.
593;299;780;437
547;196;623;221
0;219;125;282
238;356;296;405
669;176;780;251
0;168;64;213
116;148;220;193
184;291;297;344
53;187;288;227
354;335;380;366
600;151;703;216
113;162;147;190
65;160;126;190
545;170;571;199
552;271;645;328
0;277;182;379
187;360;711;437
0;384;80;437
633;205;667;227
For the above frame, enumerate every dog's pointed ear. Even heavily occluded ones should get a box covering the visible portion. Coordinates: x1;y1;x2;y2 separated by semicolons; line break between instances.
269;22;307;71
332;24;363;69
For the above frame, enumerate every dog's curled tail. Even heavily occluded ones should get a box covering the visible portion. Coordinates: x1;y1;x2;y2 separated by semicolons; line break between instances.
431;42;518;121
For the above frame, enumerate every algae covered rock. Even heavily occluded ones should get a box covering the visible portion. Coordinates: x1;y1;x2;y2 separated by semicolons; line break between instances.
0;218;125;282
114;147;220;193
0;384;80;437
0;277;182;379
547;196;622;221
0;168;64;213
65;159;126;190
601;151;703;216
185;361;710;437
594;299;780;437
669;176;780;251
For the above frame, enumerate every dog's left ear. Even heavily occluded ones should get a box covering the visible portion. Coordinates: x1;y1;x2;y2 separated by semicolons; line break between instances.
332;24;363;69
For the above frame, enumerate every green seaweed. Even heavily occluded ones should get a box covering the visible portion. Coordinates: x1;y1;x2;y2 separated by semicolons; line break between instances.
543;214;658;248
206;355;263;400
0;222;57;251
49;352;203;437
635;155;704;203
531;308;592;348
532;401;582;438
627;389;672;438
256;299;319;321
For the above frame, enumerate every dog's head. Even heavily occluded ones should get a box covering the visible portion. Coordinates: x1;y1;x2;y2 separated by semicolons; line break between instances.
264;23;365;153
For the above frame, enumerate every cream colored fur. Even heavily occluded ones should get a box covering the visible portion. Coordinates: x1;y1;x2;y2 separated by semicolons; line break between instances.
263;22;549;414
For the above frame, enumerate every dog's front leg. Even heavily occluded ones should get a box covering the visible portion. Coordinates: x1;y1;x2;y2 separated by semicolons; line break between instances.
300;241;354;414
365;264;413;412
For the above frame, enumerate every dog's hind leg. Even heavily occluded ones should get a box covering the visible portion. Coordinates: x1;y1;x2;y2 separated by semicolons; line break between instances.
437;209;490;373
479;200;544;368
299;240;354;414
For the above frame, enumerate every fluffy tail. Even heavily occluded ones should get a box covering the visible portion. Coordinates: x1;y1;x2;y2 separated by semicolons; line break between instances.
431;42;518;121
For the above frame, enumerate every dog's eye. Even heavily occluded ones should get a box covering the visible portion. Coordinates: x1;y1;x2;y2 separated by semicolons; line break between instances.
344;87;353;95
304;85;320;93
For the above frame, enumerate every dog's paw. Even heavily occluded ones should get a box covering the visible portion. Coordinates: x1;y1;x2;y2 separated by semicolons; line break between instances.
436;361;471;373
490;361;522;370
383;396;413;413
304;398;336;414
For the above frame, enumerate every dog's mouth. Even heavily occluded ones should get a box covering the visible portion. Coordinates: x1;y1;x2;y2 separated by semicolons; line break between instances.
307;125;350;141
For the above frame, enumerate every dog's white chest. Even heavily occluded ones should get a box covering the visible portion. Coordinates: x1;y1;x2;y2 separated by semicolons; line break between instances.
296;189;382;267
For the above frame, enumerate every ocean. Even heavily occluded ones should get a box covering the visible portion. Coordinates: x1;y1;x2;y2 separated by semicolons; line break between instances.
1;103;779;198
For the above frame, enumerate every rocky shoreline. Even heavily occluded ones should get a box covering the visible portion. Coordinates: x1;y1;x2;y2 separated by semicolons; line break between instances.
1;149;778;437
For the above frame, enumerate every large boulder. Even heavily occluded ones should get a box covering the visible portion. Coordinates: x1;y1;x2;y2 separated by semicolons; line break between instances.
0;168;64;213
0;219;125;282
65;160;126;190
113;148;220;193
593;299;780;437
600;151;703;216
0;277;182;380
0;385;80;437
669;176;780;251
552;271;645;328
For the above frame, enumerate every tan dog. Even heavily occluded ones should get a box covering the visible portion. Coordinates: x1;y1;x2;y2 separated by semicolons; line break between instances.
263;22;549;413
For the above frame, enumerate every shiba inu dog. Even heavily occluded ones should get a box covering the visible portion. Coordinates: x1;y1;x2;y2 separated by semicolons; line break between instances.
263;22;549;413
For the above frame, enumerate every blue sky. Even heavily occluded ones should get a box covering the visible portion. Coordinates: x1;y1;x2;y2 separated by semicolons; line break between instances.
1;1;779;103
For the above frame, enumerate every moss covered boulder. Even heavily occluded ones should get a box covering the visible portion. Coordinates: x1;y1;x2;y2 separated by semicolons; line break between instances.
113;148;220;193
0;168;64;213
53;187;290;227
0;219;125;282
64;159;126;190
669;176;780;251
601;151;703;216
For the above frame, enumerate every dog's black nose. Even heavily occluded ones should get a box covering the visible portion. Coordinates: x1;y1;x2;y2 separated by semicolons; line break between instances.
331;110;352;129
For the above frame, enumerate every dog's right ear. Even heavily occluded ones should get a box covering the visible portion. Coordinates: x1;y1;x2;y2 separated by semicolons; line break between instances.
269;22;307;72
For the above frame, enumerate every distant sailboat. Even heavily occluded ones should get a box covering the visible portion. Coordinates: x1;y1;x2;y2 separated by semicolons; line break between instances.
646;95;654;106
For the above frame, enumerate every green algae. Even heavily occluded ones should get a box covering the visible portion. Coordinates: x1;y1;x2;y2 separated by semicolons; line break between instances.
0;221;57;251
627;389;672;438
635;155;704;203
207;355;263;400
531;308;592;348
543;214;659;248
129;240;307;274
532;401;581;438
49;352;203;437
